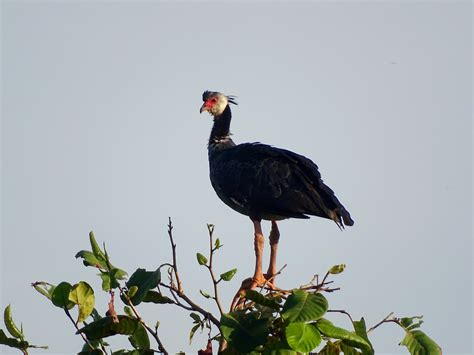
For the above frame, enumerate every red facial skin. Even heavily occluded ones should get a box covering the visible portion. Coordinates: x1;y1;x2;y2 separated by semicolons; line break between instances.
205;97;217;110
200;96;219;114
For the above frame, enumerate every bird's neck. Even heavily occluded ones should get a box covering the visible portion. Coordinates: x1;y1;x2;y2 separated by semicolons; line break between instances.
208;105;235;152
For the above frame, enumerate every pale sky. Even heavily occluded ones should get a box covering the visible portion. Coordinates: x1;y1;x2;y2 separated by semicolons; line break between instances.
1;1;472;354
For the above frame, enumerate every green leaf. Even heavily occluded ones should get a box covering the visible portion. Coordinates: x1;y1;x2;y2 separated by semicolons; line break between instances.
220;312;269;353
112;268;128;280
91;308;102;321
244;290;281;310
352;318;374;355
75;250;107;269
51;282;75;310
128;286;138;298
400;317;414;328
214;238;222;249
0;329;29;350
196;253;208;266
281;290;328;323
318;340;341;355
79;339;106;353
69;281;95;323
89;231;106;260
340;343;361;355
220;268;238;281
141;291;174;304
4;305;24;340
109;267;128;290
125;268;161;305
99;271;111;292
128;322;150;350
79;258;126;291
77;315;142;341
32;281;56;300
190;312;201;323
261;336;296;354
328;264;346;274
189;323;201;344
399;329;442;355
316;318;371;351
285;322;322;353
124;306;134;317
400;315;424;330
76;233;127;290
200;290;211;299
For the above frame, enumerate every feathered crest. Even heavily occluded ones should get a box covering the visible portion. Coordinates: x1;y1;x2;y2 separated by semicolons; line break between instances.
227;95;238;105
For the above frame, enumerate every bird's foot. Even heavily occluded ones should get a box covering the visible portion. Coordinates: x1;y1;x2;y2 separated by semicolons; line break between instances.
230;275;276;311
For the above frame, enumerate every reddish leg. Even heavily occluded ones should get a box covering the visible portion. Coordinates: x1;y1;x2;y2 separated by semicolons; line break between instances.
230;220;276;310
265;220;280;283
251;220;266;286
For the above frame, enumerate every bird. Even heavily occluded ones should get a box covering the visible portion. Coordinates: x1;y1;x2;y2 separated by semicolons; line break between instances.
199;90;354;303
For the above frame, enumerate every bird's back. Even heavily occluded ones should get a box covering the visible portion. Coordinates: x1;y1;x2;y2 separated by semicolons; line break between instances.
209;143;354;227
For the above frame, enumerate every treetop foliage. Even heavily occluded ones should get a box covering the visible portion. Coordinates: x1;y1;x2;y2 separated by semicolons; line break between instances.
1;220;441;354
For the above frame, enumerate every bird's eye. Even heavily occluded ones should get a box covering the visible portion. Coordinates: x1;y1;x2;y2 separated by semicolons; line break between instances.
211;98;218;103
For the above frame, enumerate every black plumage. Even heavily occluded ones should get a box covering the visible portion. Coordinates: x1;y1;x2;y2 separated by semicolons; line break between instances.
210;142;354;227
200;90;353;303
201;90;354;229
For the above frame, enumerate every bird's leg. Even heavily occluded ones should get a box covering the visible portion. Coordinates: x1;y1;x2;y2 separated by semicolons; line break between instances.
230;220;274;310
265;220;280;284
251;220;266;286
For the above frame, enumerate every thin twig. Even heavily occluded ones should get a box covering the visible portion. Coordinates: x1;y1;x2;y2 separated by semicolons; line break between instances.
27;345;48;350
300;273;318;288
178;292;219;326
167;285;195;311
119;287;168;354
261;264;288;293
158;262;174;270
301;275;338;293
206;223;224;315
367;312;396;333
264;276;338;297
168;285;182;304
160;282;220;326
64;308;93;348
319;271;331;288
161;219;220;326
167;217;183;294
327;309;354;323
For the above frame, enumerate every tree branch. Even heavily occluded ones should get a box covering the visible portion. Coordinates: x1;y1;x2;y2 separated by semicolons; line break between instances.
119;287;168;354
159;283;220;327
206;224;224;316
64;308;93;349
167;217;183;294
159;219;221;327
367;312;396;333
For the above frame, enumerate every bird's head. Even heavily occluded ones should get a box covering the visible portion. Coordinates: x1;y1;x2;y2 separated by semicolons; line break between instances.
200;91;237;116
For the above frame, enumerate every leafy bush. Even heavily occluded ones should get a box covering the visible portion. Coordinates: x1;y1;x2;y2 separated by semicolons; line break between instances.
1;220;441;354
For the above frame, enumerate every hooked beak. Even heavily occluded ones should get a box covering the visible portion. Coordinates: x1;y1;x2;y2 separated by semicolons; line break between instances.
199;103;208;114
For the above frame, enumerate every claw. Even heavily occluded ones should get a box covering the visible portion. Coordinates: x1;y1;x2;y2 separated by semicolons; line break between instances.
230;276;276;311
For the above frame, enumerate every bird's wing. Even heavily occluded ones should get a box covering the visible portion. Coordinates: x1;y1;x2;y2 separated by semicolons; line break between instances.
212;143;351;222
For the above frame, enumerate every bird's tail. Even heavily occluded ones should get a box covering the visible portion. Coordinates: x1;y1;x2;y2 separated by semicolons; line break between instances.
330;208;354;230
341;208;354;227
